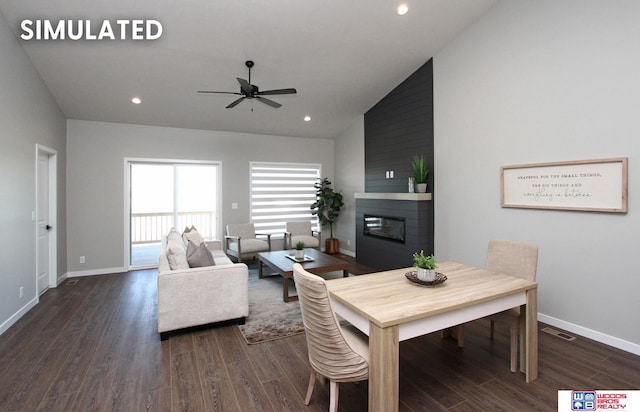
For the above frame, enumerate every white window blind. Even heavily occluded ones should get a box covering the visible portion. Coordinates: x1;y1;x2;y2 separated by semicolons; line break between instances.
250;162;321;236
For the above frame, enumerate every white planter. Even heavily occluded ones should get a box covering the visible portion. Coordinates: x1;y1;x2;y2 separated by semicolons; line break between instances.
415;183;427;193
295;249;305;260
416;267;436;282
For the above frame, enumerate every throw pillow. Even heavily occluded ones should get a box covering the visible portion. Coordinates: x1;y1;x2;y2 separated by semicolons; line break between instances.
182;225;204;246
186;240;215;268
167;228;186;254
167;247;189;270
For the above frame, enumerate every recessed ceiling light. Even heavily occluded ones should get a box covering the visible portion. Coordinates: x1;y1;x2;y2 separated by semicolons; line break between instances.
397;4;409;16
131;97;142;104
304;115;311;122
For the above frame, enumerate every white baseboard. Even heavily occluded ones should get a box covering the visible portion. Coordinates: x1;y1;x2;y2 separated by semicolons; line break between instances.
67;266;127;278
539;313;640;356
339;248;356;257
56;272;68;286
0;297;38;336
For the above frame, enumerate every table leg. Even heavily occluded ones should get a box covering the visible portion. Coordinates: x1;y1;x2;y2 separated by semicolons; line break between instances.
283;274;290;302
522;288;538;382
283;275;298;303
368;323;399;412
342;269;349;277
258;260;264;278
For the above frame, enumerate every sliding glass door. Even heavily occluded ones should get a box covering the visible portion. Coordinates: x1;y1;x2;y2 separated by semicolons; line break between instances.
128;161;220;268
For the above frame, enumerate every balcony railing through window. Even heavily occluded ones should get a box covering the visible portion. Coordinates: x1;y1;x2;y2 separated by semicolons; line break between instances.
131;211;216;244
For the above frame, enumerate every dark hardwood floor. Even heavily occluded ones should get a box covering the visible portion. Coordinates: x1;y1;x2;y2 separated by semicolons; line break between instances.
1;255;638;411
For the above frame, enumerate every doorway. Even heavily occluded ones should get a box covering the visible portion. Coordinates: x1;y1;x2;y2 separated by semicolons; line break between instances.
125;160;221;269
35;145;57;295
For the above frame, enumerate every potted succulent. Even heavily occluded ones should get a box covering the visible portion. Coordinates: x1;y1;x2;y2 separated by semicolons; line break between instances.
413;250;437;281
411;154;429;193
295;241;305;260
310;177;344;254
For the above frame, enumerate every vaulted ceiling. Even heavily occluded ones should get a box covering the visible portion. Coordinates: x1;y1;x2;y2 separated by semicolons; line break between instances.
0;0;497;139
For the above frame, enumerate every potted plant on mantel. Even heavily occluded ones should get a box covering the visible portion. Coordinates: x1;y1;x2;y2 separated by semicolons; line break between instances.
310;177;344;254
411;154;429;193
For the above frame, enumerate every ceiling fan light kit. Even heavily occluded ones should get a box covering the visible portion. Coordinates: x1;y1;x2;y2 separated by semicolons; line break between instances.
198;60;296;109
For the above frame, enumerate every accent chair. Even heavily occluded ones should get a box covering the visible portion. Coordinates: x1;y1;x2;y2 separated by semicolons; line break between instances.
285;221;321;250
224;223;271;263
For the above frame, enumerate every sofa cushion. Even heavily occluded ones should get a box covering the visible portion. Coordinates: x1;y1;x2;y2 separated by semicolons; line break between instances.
186;240;215;268
182;225;204;246
290;235;320;248
228;238;270;253
210;248;233;265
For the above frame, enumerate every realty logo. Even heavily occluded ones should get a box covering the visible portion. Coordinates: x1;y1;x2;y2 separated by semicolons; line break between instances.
572;391;596;411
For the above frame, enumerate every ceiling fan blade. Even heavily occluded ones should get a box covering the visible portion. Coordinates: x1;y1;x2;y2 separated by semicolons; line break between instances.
237;78;251;94
197;90;242;95
257;88;297;96
226;97;245;108
255;96;282;108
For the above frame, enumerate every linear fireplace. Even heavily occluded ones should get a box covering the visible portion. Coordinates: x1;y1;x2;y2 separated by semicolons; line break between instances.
356;195;432;271
363;215;405;243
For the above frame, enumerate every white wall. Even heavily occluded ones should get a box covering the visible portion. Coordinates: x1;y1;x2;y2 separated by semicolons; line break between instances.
334;116;365;256
434;0;639;353
0;12;66;333
66;120;335;274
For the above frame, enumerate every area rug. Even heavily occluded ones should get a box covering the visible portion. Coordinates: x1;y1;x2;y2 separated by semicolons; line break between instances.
238;264;305;344
238;264;349;344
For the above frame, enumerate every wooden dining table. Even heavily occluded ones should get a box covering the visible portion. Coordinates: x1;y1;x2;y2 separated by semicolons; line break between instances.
325;261;538;412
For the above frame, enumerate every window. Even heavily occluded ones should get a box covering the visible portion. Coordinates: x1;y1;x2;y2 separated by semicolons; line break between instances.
250;162;321;236
128;160;221;268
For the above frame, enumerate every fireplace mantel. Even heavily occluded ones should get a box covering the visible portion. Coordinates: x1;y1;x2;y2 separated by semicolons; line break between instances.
354;192;432;201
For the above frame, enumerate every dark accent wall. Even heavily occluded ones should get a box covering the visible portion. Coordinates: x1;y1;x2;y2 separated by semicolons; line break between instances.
364;60;434;193
357;59;434;271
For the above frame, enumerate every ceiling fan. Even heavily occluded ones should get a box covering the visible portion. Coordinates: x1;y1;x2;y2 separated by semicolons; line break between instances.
198;60;297;109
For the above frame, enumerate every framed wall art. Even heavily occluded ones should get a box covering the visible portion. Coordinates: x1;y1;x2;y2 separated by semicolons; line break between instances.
501;157;628;213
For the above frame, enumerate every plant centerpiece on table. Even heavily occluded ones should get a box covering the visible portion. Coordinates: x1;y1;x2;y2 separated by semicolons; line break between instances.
413;250;437;281
411;154;429;193
295;241;305;260
310;177;344;254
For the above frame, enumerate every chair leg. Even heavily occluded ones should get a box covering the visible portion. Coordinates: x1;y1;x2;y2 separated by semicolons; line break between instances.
509;321;519;372
329;380;339;412
440;325;465;347
304;370;315;405
456;324;465;347
490;319;495;340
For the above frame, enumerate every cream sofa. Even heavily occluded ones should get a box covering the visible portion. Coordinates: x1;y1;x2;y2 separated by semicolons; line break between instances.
157;232;249;340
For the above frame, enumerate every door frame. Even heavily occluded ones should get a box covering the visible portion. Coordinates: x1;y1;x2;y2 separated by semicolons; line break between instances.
35;144;58;293
123;158;223;270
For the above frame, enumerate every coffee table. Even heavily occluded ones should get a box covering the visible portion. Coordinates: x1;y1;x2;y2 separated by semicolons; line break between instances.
257;248;349;302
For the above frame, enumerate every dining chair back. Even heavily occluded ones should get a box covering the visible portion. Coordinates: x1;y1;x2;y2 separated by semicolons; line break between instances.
293;263;368;412
486;239;538;282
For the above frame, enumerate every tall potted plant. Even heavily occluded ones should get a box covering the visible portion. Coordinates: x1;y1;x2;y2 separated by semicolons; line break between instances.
411;154;429;193
310;177;344;254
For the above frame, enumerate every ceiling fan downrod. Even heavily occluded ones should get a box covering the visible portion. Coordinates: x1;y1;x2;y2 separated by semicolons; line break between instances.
245;60;253;89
